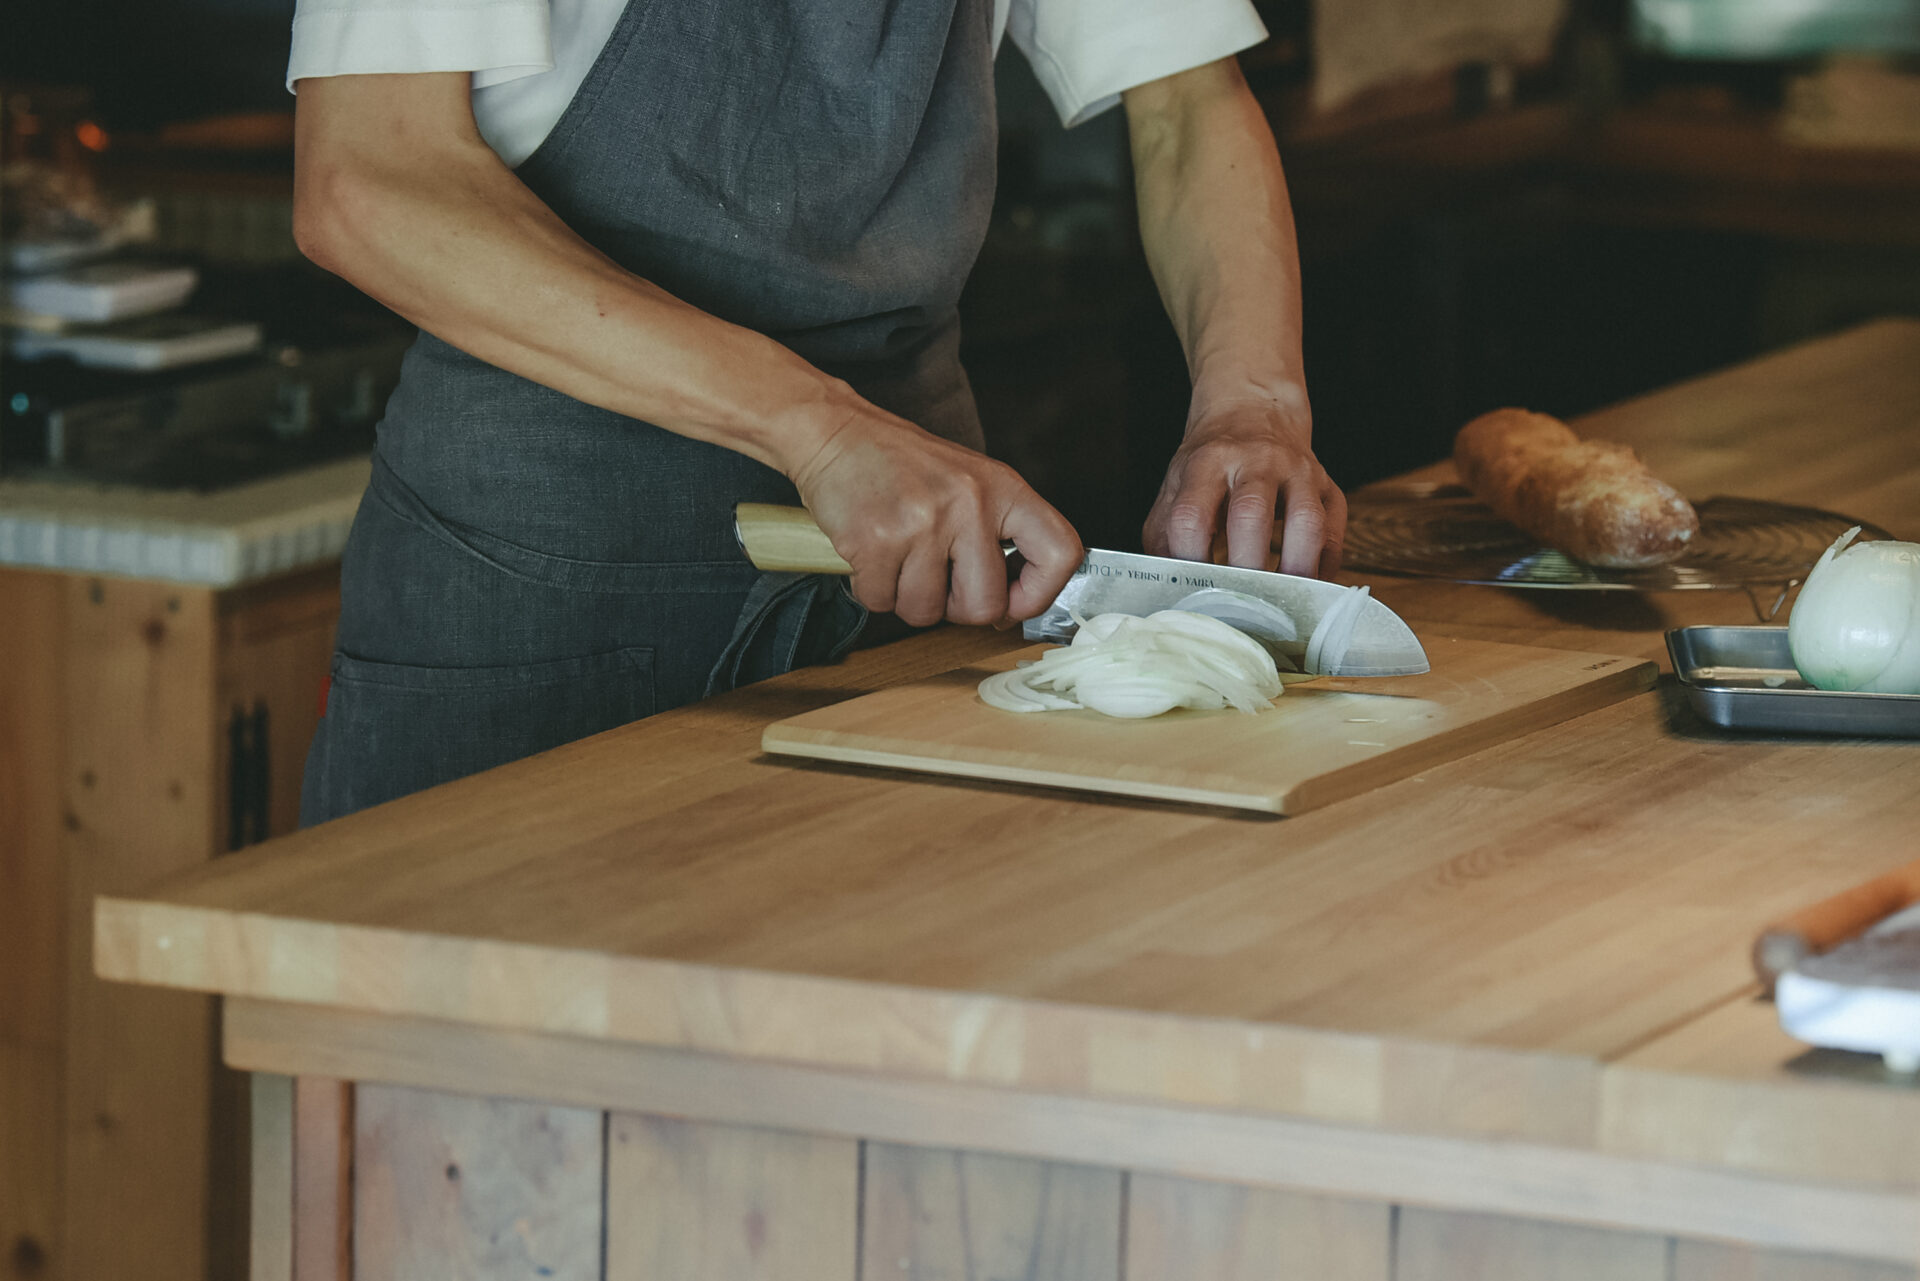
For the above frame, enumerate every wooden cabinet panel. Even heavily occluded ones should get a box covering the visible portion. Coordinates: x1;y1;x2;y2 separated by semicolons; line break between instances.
0;1042;60;1281
251;1070;1920;1281
1;563;342;1281
861;1143;1122;1281
1673;1241;1920;1281
1125;1175;1391;1281
354;1083;600;1281
1394;1209;1668;1281
214;569;340;1281
217;566;339;844
605;1115;858;1281
60;576;219;1281
249;1075;295;1281
0;569;67;1281
0;570;65;1051
293;1077;352;1281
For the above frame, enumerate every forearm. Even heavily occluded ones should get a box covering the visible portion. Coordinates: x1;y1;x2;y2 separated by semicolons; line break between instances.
1123;59;1306;422
291;74;1084;624
1126;59;1342;575
293;77;851;476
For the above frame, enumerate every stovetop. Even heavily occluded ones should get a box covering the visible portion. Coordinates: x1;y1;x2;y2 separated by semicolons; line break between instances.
3;313;412;492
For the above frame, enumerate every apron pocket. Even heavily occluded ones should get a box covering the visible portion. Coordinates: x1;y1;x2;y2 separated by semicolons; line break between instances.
302;645;655;824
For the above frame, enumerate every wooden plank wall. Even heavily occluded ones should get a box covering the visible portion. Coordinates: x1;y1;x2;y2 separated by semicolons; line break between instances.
335;1087;1920;1281
0;570;67;1280
2;571;236;1281
60;577;222;1281
1;567;338;1281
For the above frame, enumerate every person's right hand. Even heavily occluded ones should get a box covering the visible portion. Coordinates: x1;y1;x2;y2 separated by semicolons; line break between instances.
788;400;1083;629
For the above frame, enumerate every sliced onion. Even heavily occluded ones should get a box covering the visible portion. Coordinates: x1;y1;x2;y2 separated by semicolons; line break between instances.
1074;675;1197;718
1174;588;1298;643
978;609;1282;719
1304;585;1371;675
977;669;1078;713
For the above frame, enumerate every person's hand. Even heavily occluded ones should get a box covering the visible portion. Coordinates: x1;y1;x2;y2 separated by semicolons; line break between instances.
789;403;1083;628
1143;396;1346;578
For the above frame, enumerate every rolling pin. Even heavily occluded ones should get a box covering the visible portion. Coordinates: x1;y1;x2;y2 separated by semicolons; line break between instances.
1752;855;1920;991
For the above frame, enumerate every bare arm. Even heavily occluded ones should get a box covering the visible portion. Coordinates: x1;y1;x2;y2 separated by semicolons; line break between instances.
1123;58;1344;577
293;73;1080;624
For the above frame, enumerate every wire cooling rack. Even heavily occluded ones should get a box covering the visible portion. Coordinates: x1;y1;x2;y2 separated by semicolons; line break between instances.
1343;488;1889;618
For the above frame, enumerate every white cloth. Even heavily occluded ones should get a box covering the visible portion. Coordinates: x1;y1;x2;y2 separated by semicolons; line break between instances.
1776;902;1920;1066
287;0;1268;165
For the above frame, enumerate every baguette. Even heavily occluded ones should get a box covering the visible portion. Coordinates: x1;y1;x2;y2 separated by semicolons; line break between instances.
1453;408;1699;569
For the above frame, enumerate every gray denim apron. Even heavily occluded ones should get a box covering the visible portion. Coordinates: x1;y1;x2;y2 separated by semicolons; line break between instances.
301;0;997;824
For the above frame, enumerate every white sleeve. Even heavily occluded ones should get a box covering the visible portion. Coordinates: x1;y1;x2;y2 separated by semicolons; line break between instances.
287;0;553;92
1007;0;1268;127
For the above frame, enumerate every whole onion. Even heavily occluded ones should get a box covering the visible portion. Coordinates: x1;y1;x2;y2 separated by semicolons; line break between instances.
1787;527;1920;694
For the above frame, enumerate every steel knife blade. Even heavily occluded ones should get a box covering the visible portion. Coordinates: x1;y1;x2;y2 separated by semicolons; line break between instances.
1025;549;1428;676
733;503;1429;677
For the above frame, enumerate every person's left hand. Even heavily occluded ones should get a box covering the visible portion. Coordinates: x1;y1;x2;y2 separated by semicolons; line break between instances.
1143;396;1346;578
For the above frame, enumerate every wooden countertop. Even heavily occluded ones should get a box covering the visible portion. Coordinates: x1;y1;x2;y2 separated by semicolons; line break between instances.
0;455;366;587
97;321;1920;1194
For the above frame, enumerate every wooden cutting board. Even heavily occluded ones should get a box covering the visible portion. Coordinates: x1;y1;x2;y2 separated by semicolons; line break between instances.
762;635;1658;814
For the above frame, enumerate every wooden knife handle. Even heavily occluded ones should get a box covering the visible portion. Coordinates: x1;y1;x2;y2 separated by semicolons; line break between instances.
734;503;852;574
1752;856;1920;990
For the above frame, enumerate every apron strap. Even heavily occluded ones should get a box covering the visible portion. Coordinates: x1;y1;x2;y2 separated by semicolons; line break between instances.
706;571;869;697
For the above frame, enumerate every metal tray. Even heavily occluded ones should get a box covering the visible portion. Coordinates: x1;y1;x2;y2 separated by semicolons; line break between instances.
1666;627;1920;738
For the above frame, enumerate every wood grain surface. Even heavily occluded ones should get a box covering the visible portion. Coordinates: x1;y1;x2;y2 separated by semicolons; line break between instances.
216;566;341;844
763;637;1654;813
0;569;66;1281
1123;1176;1391;1281
219;1002;1920;1263
354;1084;601;1281
292;1077;351;1281
606;1116;857;1281
1673;1241;1919;1281
860;1146;1121;1281
250;1074;293;1281
93;321;1920;1217
61;576;221;1281
1602;996;1920;1186
1394;1210;1668;1281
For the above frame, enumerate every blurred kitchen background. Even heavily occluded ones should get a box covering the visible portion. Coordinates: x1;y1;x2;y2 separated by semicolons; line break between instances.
2;0;1916;546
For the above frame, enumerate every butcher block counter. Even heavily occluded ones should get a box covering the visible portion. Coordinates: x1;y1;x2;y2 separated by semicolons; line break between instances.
98;320;1920;1280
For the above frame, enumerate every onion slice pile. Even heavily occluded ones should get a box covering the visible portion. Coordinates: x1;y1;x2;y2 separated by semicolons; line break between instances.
979;609;1284;719
1304;584;1372;676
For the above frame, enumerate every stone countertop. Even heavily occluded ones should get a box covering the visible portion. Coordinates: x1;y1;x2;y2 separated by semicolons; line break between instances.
0;456;367;588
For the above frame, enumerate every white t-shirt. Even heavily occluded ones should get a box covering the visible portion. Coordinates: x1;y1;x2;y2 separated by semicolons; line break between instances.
287;0;1268;166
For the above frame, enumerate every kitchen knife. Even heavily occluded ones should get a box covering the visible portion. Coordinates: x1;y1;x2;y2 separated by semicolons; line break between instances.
734;503;1430;677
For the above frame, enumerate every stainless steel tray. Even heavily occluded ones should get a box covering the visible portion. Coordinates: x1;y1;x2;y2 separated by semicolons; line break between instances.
1666;626;1920;738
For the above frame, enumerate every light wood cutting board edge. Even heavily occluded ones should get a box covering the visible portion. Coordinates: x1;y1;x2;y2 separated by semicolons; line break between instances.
1280;655;1658;812
761;639;1660;815
759;733;1283;811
